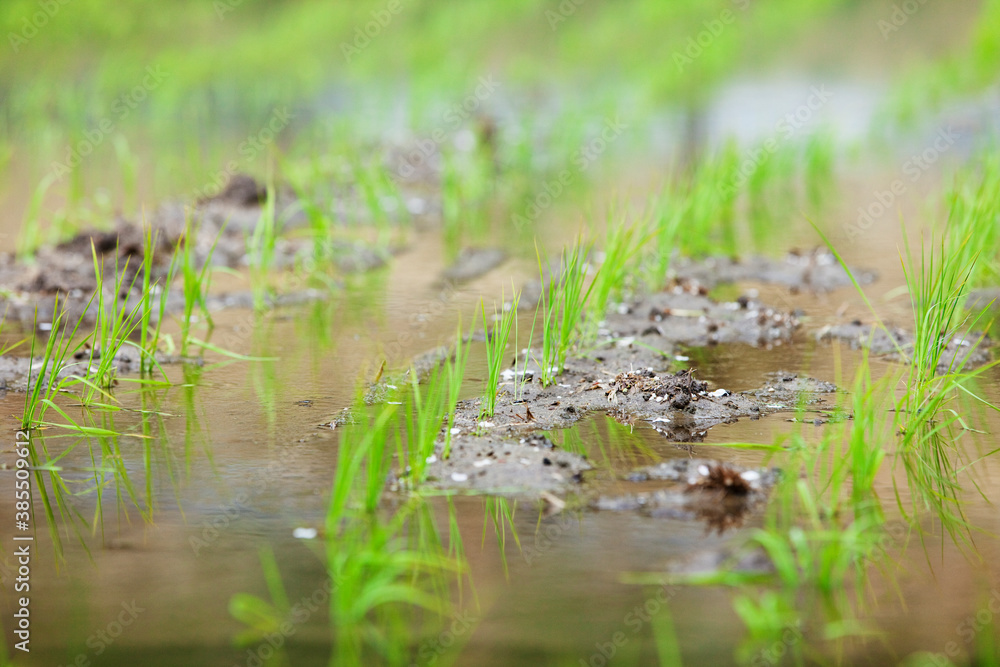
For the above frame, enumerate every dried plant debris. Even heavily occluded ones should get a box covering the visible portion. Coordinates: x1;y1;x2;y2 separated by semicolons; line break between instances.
817;321;993;372
684;462;758;496
628;458;778;489
671;249;877;293
606;369;707;407
594;459;777;534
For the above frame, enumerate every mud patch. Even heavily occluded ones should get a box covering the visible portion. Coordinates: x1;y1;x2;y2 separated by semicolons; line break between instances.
425;362;834;490
415;432;589;493
604;287;800;349
672;249;877;293
440;247;507;284
0;174;398;331
816;321;993;371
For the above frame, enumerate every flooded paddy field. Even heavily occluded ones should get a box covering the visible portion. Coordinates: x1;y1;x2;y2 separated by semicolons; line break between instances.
1;1;1000;666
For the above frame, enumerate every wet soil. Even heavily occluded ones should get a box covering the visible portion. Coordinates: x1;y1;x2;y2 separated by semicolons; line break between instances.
439;247;507;284
816;320;993;372
0;174;404;331
671;248;878;293
422;365;833;494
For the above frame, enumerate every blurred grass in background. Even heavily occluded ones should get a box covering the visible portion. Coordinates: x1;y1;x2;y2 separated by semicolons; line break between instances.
0;0;997;225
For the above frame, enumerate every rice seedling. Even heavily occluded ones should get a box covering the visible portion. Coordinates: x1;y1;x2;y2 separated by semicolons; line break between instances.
535;242;595;386
137;220;177;379
652;599;683;667
330;397;400;519
178;215;223;356
443;320;473;459
248;182;279;312
895;232;998;445
643;192;683;290
324;501;465;664
402;364;450;484
77;245;146;406
297;388;470;661
804;130;836;208
21;299;91;432
482;496;521;579
227;545;292;648
112;134;139;212
585;213;649;342
939;153;1000;287
481;287;520;418
16;172;59;262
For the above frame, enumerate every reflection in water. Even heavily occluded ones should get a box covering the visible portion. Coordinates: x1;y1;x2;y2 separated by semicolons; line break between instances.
228;496;471;666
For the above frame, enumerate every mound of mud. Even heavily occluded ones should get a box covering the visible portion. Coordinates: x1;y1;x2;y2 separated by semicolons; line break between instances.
816;321;993;372
672;249;877;293
605;286;800;348
0;174;394;330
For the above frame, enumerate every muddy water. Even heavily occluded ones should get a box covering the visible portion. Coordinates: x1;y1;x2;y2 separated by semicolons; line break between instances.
4;149;1000;667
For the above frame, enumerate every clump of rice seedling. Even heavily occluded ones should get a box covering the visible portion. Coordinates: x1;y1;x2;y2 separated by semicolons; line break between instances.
481;288;520;418
940;153;1000;287
804;130;836;207
21;300;86;432
178;215;223;356
402;364;450;484
78;243;146;405
536;242;595;386
248;182;278;311
137;220;177;378
113;134;139;212
896;233;993;432
643;192;683;290
585;213;649;342
443;320;472;459
17;172;59;262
